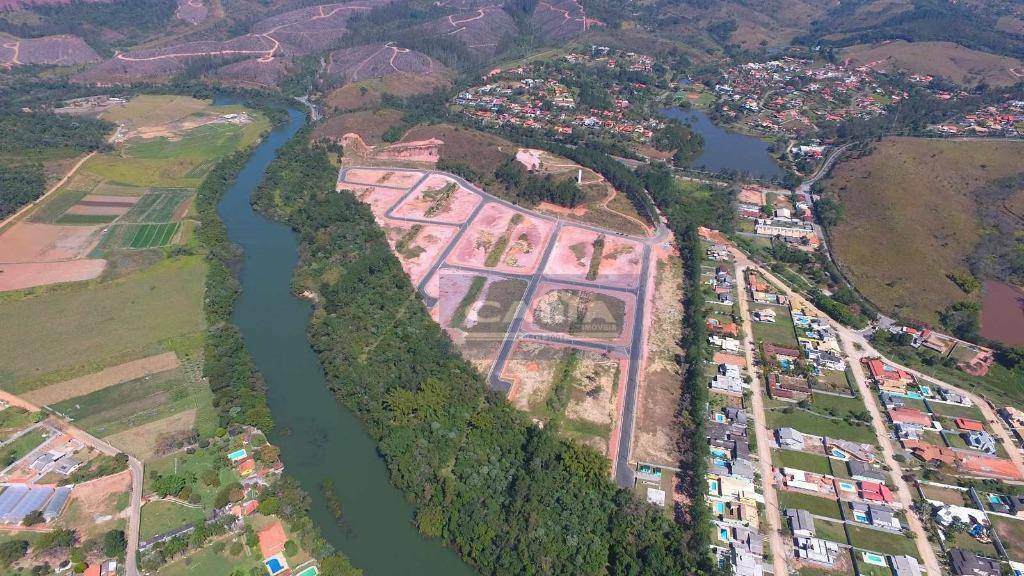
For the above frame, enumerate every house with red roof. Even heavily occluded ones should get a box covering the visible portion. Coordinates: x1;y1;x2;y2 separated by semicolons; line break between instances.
858;480;895;504
258;521;287;558
889;407;932;427
237;457;256;477
960;455;1023;481
955;418;985;433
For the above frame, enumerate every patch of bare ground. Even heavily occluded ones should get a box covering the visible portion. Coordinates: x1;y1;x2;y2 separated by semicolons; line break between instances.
843;40;1024;87
325;43;445;85
632;255;684;467
563;351;620;455
505;341;565;415
57;469;131;540
105;408;196;462
324;70;451;113
23;352;180;406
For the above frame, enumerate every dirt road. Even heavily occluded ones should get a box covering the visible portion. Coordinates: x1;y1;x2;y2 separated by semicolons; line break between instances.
736;255;944;576
732;255;789;576
0;151;96;232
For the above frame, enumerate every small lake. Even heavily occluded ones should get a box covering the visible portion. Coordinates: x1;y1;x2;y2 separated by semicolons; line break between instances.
216;99;476;576
660;107;784;180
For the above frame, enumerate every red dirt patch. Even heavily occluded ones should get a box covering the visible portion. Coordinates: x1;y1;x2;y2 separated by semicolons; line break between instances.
447;203;554;274
0;260;107;291
543;225;642;288
0;222;102;262
381;219;459;287
522;282;635;346
342;168;422;188
391;174;482;224
980;280;1024;346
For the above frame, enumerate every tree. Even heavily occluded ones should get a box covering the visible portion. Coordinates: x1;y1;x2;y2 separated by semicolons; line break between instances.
321;555;364;576
0;540;28;567
21;510;44;526
102;530;127;558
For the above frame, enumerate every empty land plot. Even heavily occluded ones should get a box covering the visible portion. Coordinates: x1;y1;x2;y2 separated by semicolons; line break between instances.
918;483;969;505
440;273;527;374
527;286;632;343
766;404;876;444
633;255;684;467
772;449;834;476
50;366;202;438
448;203;554;273
146;445;240;510
846;524;919;559
927;401;985;420
825;137;1024;325
105;408;198;462
751;308;799;348
100;95;210;126
391;175;481;224
58;470;131;540
382;220;458;286
544;226;643;288
991;514;1024;561
0;408;37;441
348;184;410;220
777;490;843;519
23;352;180;407
140;499;205;540
0;256;205;392
343;168;422;189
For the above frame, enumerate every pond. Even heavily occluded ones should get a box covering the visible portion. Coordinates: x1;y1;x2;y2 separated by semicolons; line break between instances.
660;107;784;180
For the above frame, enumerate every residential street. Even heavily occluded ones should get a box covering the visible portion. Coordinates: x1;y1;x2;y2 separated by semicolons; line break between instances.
731;250;945;576
733;256;790;576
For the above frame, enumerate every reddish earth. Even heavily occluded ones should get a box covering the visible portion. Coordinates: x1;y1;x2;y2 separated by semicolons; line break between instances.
0;260;106;291
380;218;459;287
422;5;517;58
522;282;635;346
346;185;408;219
980;279;1024;346
0;221;102;262
213;56;291;88
391;174;482;224
343;168;423;188
0;0;108;7
447;203;554;274
0;34;99;67
530;0;591;41
326;42;441;85
542;225;642;288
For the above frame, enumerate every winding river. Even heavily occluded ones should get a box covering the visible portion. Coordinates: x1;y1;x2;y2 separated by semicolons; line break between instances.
216;102;475;575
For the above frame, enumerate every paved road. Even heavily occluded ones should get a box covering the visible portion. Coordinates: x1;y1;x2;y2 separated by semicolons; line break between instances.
737;258;944;576
338;166;672;487
732;254;790;576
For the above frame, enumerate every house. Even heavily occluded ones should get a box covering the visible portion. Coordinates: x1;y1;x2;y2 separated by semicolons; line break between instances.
763;343;801;363
959;454;1024;481
850;502;901;530
895;422;924;440
847;460;886;483
939;387;970;405
880;392;905;409
767;372;811;401
858;480;895;504
719;292;734;305
825;438;875;463
781;468;823;493
54;456;82;476
890;555;922;576
257;521;288;558
865;358;914;391
934;504;988;528
949;549;1001;576
708;319;740;338
903;440;957;465
752;309;776;323
956;419;985;433
794;537;840;565
776;428;804;450
785;508;816;537
889;407;932;427
711;374;744;397
732;550;764;576
807;350;845;371
729;525;764;556
998;406;1024;429
710;336;742;353
965;431;997;454
730;458;755;481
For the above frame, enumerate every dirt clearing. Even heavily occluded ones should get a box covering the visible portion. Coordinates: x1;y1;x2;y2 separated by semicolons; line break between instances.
23;352;180;406
105;408;196;461
0;260;107;292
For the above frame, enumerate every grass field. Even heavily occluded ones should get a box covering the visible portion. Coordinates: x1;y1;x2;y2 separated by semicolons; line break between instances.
772;449;834;476
777;490;843;519
751;311;799;348
51;366;206;438
842;41;1023;88
825;137;1024;326
156;535;260;576
926;401;985;420
815;518;849;544
140;500;205;540
145;446;240;511
0;408;38;441
918;483;968;505
990;514;1024;561
0;429;46;466
0;256;206;392
947;530;999;557
767;404;876;444
846;524;919;558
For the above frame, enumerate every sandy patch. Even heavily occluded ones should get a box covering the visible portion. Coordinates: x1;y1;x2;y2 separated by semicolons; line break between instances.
343;168;423;188
105;408;196;461
447;202;554;274
24;352;180;406
58;469;131;538
347;185;408;219
564;351;625;456
391;174;482;224
381;219;459;286
515;148;542;171
503;340;565;410
523;282;636;345
0;221;103;262
0;260;107;291
543;225;642;288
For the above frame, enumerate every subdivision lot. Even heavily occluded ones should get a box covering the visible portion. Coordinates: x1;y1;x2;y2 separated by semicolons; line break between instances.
776;489;844;520
343;167;423;188
766;401;876;444
846;524;919;559
772;449;834;476
0;256;206;391
447;202;555;274
58;469;132;540
991;514;1024;561
140;499;205;540
391;174;481;224
439;273;527;375
381;220;459;287
543;225;643;288
524;284;633;344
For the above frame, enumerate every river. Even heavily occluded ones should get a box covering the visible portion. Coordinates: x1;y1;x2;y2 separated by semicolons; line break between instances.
215;101;475;576
661;107;784;180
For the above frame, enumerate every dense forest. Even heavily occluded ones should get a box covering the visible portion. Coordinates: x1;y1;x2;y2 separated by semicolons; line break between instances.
252;134;709;576
0;164;45;221
0;0;177;54
0;107;111;156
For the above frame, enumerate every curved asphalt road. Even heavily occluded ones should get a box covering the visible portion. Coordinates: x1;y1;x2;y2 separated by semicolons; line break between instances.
339;166;671;487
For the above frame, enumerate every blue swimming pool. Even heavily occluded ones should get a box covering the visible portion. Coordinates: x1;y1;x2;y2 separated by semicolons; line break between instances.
228;448;247;461
715;501;726;514
266;557;286;575
989;494;1003;504
838;481;856;492
780;359;793;370
863;552;886;566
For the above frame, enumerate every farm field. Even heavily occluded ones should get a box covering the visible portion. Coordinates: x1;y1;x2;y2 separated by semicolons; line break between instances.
824;137;1024;326
0;255;206;392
